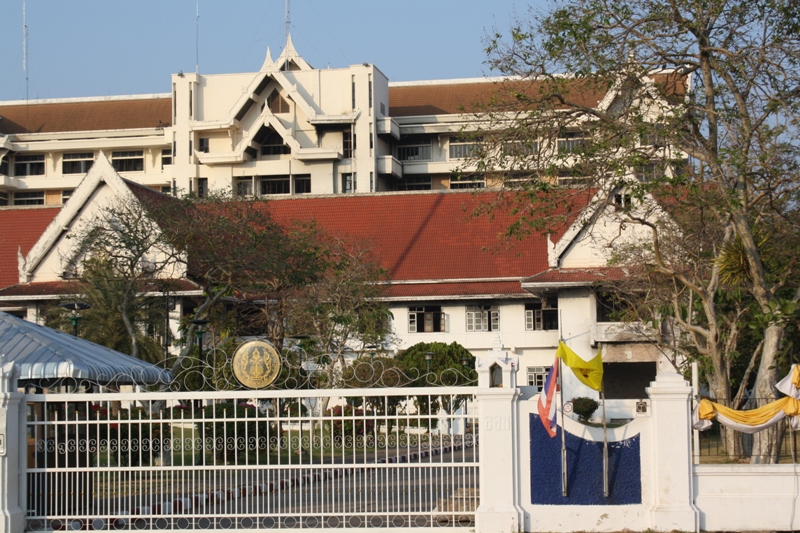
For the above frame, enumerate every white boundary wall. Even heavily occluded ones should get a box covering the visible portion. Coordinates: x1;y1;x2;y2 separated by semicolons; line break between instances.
1;361;799;533
694;464;800;531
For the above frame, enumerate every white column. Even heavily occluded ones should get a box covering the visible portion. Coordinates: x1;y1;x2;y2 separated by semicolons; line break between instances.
475;387;523;533
646;372;699;532
0;363;24;533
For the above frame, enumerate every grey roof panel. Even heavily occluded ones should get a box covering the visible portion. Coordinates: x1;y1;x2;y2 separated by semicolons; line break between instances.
0;311;172;385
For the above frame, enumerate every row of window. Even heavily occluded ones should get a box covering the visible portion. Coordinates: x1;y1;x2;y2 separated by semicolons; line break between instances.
0;189;72;206
6;151;156;177
395;136;572;163
235;175;312;196
408;301;558;333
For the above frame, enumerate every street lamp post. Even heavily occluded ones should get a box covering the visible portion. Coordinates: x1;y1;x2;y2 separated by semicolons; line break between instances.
424;351;433;374
190;319;210;385
59;302;91;337
190;318;209;466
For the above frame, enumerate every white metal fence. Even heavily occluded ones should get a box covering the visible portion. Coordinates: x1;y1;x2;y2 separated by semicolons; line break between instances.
23;388;478;531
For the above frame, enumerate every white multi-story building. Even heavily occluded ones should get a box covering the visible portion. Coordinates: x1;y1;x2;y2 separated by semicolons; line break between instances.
0;38;681;409
0;37;523;204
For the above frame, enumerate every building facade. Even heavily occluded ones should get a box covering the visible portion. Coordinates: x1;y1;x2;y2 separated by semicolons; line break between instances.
0;38;676;411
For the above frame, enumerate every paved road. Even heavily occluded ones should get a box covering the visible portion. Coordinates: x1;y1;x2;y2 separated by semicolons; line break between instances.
28;447;479;530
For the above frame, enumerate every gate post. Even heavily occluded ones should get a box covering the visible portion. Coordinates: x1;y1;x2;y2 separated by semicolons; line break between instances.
475;349;523;533
0;362;24;533
646;372;699;532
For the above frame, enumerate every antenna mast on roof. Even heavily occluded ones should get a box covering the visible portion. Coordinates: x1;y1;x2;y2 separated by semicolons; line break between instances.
195;0;200;73
285;0;290;45
22;0;29;132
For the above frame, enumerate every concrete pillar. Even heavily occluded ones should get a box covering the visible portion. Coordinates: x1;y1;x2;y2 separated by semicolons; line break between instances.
475;344;522;533
0;363;24;533
475;387;522;533
646;372;699;532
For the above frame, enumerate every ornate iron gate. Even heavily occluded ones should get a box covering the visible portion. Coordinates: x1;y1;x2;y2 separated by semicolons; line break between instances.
24;388;478;531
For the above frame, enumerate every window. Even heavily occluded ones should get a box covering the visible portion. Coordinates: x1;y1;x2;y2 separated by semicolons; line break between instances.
450;173;485;189
112;151;144;172
614;193;632;210
161;149;172;169
14;154;45;176
294;175;311;194
596;291;630;322
197;178;208;198
527;366;549;389
260;129;290;156
13;191;44;205
397;135;431;161
557;132;587;154
198;138;210;153
409;306;446;333
61;190;73;203
267;91;290;114
449;137;480;159
236;178;254;197
342;173;356;194
368;75;373;113
466;305;500;332
525;298;558;331
396;176;432;191
343;127;353;158
261;176;290;195
634;163;664;183
62;152;94;174
160;186;171;194
503;141;539;157
0;191;8;206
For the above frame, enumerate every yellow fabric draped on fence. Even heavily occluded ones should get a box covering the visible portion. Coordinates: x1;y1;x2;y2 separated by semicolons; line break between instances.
694;396;800;433
697;397;800;425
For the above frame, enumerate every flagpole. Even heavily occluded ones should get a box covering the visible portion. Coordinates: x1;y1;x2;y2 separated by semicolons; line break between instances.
560;355;568;497
558;309;568;496
601;376;609;498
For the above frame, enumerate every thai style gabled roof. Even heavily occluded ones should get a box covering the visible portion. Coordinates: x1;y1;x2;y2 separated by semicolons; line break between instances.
0;207;60;290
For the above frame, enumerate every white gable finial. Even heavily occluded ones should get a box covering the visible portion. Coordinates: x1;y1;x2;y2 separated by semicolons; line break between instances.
17;246;28;283
261;47;274;71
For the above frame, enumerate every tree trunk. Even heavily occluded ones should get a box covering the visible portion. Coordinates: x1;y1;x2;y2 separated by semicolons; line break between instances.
750;323;784;463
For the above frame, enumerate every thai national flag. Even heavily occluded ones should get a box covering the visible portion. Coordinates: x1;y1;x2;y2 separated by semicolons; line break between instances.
537;358;559;438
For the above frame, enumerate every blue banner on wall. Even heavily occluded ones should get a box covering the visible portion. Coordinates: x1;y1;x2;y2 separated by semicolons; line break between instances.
529;414;641;505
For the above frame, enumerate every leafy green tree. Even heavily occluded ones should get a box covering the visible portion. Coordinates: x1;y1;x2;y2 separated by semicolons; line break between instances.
473;0;800;462
56;199;179;361
395;342;476;432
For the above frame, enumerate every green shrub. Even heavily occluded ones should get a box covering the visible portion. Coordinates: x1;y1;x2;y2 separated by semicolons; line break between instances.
571;397;599;422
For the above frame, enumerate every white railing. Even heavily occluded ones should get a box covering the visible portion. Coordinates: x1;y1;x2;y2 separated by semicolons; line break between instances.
23;388;478;531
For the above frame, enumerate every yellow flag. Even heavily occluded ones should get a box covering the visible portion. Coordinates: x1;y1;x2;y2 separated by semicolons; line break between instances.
556;341;603;391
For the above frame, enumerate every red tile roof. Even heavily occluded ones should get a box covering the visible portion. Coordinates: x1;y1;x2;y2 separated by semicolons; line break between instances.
0;280;81;298
0;97;171;134
389;78;616;117
381;281;529;299
523;267;628;286
0;207;60;290
0;278;201;299
264;191;579;283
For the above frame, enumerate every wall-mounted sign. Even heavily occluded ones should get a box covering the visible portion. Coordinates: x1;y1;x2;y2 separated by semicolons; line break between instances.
232;339;281;389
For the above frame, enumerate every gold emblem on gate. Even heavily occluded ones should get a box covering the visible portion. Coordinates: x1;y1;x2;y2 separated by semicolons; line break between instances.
232;340;281;389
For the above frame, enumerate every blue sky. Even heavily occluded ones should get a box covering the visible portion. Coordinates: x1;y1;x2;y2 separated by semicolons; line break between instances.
0;0;548;101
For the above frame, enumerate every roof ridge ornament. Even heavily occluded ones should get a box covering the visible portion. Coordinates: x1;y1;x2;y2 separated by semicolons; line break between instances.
261;47;274;72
